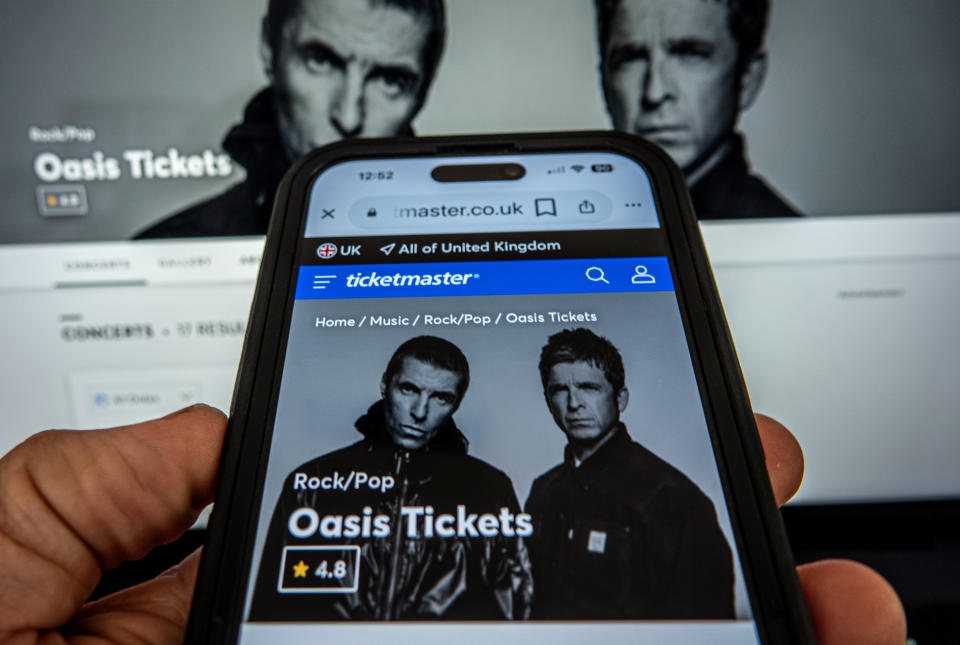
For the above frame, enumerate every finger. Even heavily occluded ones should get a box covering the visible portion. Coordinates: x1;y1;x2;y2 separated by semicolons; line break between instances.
754;413;804;506
797;559;906;645
0;405;226;634
61;549;203;645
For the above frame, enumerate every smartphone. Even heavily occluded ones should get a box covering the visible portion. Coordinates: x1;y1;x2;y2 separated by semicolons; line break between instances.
188;132;814;643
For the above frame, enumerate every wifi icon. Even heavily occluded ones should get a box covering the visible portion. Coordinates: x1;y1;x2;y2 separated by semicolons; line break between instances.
570;164;585;173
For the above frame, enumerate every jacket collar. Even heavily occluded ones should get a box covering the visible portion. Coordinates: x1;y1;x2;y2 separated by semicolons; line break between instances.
689;133;748;195
563;423;631;482
221;87;290;187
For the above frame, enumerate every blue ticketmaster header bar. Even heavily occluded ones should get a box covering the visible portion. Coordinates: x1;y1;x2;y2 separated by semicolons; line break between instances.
294;257;673;300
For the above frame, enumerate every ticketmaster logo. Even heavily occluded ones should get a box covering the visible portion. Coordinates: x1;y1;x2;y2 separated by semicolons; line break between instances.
345;271;479;288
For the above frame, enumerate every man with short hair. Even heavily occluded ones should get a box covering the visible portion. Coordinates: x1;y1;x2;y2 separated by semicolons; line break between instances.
251;335;533;621
595;0;800;219
525;328;734;618
136;0;444;238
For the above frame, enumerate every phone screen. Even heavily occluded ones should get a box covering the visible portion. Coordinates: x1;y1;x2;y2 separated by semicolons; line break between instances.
237;152;762;643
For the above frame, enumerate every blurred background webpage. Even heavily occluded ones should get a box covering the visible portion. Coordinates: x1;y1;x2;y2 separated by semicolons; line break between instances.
0;0;958;637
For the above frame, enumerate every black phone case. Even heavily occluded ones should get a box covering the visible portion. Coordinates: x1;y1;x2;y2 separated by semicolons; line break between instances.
185;131;815;644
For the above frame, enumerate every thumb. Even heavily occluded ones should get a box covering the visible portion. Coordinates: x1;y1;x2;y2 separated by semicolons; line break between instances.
0;405;226;633
64;548;204;644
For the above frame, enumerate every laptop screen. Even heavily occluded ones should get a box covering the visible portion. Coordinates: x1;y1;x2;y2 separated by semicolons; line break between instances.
2;0;958;508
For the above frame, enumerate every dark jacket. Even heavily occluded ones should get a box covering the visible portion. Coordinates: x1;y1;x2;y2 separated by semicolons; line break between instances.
525;425;735;619
691;134;801;220
249;401;533;621
134;88;290;239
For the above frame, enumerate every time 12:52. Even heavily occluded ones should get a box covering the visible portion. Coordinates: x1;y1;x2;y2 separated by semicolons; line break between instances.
358;171;394;181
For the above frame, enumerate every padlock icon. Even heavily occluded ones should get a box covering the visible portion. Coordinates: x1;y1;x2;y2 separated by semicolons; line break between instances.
367;207;378;217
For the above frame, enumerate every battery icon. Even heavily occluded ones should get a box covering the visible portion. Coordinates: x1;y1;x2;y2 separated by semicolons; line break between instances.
36;184;88;216
591;164;614;173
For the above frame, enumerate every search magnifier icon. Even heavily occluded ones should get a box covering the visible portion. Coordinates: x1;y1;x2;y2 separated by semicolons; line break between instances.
585;266;610;284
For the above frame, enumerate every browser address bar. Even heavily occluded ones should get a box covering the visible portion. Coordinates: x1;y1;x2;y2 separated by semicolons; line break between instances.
348;190;613;228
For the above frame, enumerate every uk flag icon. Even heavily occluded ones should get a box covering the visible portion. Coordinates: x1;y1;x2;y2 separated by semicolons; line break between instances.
316;242;338;259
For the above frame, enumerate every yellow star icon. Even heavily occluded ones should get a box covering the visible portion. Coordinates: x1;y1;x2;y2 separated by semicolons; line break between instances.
292;560;309;578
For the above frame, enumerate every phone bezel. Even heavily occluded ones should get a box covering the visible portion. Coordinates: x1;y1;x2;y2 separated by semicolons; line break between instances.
186;131;814;644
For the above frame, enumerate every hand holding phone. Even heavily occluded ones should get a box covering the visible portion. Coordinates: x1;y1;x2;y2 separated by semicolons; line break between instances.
190;132;815;643
0;410;904;644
